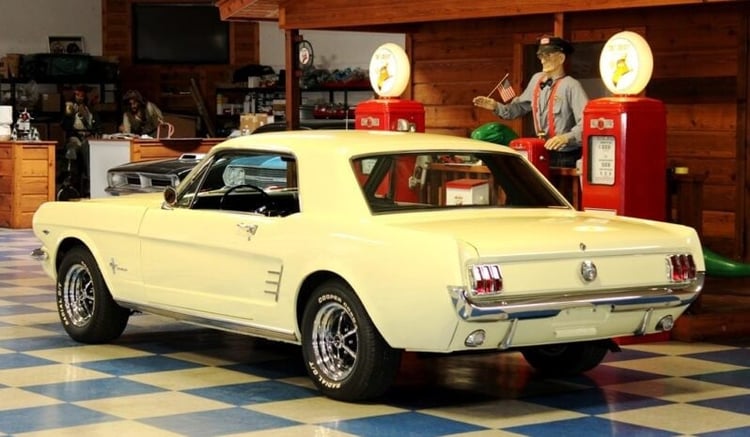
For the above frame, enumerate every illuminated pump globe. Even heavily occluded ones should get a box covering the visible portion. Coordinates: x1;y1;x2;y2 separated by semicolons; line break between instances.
599;31;654;96
368;43;411;98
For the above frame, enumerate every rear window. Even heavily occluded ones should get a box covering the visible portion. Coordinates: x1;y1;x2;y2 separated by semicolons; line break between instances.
352;151;567;213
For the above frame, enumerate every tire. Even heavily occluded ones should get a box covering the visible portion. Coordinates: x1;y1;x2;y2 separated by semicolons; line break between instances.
57;246;130;343
521;340;610;376
301;280;402;401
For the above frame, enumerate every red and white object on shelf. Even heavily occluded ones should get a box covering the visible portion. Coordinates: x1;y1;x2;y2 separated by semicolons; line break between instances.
445;178;489;206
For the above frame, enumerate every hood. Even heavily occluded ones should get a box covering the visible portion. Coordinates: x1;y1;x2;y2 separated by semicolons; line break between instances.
109;157;202;175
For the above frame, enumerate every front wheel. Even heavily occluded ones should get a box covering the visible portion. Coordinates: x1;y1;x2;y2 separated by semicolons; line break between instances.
301;280;402;401
57;246;130;343
521;340;610;376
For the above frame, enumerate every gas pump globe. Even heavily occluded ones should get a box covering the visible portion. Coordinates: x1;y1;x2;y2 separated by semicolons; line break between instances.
581;31;667;221
357;43;424;133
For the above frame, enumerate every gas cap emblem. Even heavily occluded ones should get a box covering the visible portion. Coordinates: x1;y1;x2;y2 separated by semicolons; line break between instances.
580;260;597;282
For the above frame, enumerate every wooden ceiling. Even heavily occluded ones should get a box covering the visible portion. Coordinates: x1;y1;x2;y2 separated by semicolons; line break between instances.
216;0;739;29
216;0;280;21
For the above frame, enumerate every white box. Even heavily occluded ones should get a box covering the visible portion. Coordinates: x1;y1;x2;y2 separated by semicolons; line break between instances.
445;178;490;205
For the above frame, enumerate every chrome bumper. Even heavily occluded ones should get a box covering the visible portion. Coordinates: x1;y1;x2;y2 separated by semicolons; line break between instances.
451;271;705;322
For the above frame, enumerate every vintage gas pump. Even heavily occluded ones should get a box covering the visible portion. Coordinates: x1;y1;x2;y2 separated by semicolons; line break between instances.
355;43;424;202
509;138;550;177
582;31;666;221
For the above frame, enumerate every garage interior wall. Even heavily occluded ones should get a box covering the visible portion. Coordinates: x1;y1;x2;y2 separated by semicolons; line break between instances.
0;0;104;56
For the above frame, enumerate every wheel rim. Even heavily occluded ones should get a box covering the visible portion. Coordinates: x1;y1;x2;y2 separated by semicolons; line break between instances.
61;263;95;327
311;301;358;381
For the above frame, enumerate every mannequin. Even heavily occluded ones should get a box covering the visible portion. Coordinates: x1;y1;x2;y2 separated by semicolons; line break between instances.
473;36;589;167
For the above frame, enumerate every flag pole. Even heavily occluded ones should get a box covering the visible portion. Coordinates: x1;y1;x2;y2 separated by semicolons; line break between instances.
486;73;510;97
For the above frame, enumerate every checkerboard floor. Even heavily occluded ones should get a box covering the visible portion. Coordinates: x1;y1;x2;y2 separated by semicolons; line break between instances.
1;228;749;436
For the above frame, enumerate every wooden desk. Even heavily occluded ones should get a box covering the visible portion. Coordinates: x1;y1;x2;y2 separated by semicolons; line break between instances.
0;141;56;228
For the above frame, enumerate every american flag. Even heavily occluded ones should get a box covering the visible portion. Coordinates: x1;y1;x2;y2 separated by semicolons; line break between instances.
498;78;516;103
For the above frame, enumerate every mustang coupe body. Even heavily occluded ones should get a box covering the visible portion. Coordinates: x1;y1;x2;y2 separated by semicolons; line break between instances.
32;130;704;401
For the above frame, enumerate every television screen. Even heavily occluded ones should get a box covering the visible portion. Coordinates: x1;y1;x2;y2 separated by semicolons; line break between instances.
133;3;230;64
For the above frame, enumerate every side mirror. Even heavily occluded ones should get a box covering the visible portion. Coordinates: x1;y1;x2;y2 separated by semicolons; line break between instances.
164;186;177;206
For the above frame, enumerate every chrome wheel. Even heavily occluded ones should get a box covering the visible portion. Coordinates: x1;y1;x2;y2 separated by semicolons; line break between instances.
60;263;95;327
302;280;401;400
56;247;129;343
310;300;358;381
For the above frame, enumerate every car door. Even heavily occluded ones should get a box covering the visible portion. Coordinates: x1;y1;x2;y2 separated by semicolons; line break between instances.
137;150;292;326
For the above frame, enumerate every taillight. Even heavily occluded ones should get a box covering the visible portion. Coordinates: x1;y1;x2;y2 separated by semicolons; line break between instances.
469;264;503;295
667;254;696;282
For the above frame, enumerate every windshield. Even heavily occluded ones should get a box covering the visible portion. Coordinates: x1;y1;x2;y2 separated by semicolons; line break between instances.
353;151;567;213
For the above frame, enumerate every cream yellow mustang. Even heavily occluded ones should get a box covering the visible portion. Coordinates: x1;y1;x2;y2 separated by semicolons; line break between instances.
32;130;704;401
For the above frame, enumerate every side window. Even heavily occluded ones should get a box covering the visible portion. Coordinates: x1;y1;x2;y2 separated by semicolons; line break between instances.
175;150;298;215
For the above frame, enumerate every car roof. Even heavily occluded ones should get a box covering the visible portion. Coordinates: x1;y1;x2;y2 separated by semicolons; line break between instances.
206;131;519;218
212;130;514;160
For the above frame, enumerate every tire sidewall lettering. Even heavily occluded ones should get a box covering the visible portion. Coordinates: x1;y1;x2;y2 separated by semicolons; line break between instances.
307;289;359;391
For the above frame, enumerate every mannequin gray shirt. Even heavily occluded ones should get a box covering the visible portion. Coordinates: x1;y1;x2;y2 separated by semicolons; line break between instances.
494;72;589;152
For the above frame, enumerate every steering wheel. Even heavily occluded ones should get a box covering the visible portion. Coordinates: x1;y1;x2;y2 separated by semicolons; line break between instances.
219;184;273;212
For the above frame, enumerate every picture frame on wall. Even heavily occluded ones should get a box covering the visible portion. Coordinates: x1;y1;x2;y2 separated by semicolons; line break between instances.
48;36;85;55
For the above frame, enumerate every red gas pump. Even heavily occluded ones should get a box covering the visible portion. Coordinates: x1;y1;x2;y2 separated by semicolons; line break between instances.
355;43;425;202
581;97;666;221
585;32;670;344
508;137;550;178
355;99;425;202
581;31;665;221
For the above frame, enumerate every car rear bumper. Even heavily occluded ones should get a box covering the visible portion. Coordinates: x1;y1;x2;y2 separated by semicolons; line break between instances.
450;271;705;323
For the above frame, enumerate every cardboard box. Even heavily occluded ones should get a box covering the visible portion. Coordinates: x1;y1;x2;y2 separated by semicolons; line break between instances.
41;93;61;113
445;178;490;206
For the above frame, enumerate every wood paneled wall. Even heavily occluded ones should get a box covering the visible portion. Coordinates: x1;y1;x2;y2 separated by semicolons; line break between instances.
409;3;747;257
101;0;259;118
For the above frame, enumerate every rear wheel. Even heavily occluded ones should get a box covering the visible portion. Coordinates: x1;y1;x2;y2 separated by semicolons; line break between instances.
521;340;610;375
57;247;130;343
301;279;402;401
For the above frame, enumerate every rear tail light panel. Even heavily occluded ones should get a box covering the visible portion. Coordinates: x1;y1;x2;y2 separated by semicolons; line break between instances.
666;253;697;282
468;264;503;296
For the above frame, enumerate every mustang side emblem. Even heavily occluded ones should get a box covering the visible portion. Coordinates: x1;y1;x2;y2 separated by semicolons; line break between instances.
580;260;597;282
579;242;587;252
108;258;128;274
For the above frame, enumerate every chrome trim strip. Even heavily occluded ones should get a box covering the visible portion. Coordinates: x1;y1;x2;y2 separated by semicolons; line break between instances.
30;248;48;261
451;272;705;322
117;301;298;343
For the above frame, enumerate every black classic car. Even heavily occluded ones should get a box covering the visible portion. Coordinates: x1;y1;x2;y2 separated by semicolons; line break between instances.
105;119;354;195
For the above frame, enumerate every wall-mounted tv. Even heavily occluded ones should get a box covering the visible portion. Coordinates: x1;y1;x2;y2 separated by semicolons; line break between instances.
133;3;230;64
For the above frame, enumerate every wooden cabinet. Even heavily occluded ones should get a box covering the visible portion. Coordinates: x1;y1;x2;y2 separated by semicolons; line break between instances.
0;141;56;228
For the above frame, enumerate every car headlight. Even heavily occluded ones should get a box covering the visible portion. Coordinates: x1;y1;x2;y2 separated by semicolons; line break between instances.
108;172;128;187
